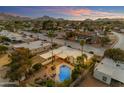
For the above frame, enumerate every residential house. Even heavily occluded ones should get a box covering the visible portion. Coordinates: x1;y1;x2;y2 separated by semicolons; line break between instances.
13;40;51;55
0;30;23;42
40;46;93;65
94;58;124;85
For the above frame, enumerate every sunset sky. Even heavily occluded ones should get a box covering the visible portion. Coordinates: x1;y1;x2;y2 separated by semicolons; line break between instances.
0;6;124;20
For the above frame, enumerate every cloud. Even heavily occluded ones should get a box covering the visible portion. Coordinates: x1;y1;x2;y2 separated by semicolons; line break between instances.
63;8;92;16
1;7;124;20
11;7;124;19
61;8;124;19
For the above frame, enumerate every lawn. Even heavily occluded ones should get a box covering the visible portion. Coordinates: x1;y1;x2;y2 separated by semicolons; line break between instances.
0;54;10;67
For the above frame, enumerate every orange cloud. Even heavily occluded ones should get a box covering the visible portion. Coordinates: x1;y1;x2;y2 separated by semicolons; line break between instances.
62;8;124;18
65;9;92;16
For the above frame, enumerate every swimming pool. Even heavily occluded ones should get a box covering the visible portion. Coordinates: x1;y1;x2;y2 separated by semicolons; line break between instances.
59;65;71;82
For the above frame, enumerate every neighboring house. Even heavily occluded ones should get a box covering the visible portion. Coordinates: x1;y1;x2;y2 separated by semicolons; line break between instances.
40;46;93;65
0;25;4;31
20;31;38;39
13;40;51;55
94;58;124;85
120;29;124;33
55;32;66;39
0;30;23;42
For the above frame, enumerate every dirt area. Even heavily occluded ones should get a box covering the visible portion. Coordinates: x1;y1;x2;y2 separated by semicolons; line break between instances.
0;54;10;67
23;58;73;85
78;72;109;87
0;54;10;83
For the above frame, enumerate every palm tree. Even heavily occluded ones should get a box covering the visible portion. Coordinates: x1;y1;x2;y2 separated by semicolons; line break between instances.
76;54;87;68
80;40;85;54
47;30;55;64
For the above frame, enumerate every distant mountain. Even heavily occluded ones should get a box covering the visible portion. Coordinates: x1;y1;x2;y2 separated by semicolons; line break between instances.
36;15;55;21
35;15;64;21
57;18;64;21
95;18;124;21
0;13;31;21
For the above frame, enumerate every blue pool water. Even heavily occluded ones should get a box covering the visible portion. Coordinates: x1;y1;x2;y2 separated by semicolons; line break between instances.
59;65;71;82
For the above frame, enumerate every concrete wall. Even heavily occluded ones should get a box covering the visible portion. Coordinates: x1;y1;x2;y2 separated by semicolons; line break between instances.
93;70;111;85
31;45;51;54
42;59;52;65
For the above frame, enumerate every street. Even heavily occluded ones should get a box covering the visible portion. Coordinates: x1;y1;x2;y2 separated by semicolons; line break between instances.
37;33;105;56
37;32;124;56
113;32;124;50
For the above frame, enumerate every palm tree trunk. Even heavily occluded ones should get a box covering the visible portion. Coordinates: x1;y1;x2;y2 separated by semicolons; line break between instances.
82;46;83;54
51;37;54;64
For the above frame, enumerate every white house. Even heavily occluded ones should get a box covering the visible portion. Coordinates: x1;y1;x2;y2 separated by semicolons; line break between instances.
0;30;23;41
94;58;124;85
120;29;124;33
13;40;51;55
40;46;93;65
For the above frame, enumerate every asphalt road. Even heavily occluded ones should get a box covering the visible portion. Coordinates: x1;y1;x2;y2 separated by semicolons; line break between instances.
37;33;105;56
37;32;124;56
113;32;124;50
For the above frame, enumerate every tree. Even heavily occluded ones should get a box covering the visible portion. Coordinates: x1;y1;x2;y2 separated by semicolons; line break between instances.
100;36;110;47
0;36;11;42
32;63;42;71
5;21;15;32
42;20;56;30
80;40;85;54
35;78;55;87
47;30;55;64
65;32;76;39
104;48;124;63
71;67;81;81
76;54;87;68
0;45;8;54
45;79;55;87
6;48;32;82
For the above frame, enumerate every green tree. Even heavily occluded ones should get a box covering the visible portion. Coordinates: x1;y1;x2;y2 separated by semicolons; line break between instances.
45;79;55;87
42;20;56;30
32;63;42;71
71;67;81;81
0;45;8;54
0;36;11;42
100;36;110;47
76;54;87;68
104;48;124;63
65;32;76;39
6;48;32;83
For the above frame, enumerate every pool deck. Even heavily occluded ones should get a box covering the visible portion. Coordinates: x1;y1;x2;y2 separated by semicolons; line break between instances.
23;58;74;85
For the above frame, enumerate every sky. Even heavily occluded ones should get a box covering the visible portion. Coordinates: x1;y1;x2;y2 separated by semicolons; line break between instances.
0;6;124;20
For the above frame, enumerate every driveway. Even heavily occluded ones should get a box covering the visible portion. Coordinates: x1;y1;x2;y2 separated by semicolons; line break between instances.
78;72;109;87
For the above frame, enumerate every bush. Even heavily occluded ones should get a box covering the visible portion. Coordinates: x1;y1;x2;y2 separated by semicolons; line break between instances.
56;79;72;87
35;78;55;87
62;79;72;87
32;63;42;71
71;68;80;81
0;45;8;53
0;36;11;42
45;79;55;87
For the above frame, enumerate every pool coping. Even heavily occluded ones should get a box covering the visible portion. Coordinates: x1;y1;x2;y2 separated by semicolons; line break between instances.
55;62;74;82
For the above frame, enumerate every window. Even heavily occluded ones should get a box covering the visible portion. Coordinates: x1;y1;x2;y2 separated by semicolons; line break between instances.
102;76;107;82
